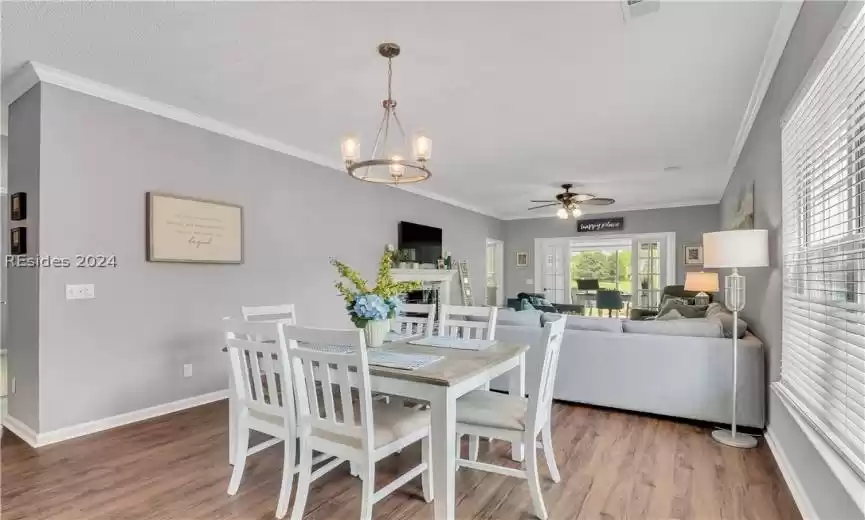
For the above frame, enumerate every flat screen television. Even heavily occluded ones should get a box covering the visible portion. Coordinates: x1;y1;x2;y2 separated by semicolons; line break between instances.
398;221;442;264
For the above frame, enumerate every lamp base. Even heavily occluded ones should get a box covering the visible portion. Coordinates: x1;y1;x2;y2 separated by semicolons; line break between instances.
711;429;757;448
694;292;710;306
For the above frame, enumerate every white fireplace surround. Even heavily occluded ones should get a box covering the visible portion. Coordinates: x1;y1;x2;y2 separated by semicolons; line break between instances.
391;269;458;304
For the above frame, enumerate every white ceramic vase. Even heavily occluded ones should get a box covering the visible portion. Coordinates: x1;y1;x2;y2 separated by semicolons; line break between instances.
364;319;389;348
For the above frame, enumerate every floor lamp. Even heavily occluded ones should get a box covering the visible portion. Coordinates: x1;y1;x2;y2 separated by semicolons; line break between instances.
702;229;768;449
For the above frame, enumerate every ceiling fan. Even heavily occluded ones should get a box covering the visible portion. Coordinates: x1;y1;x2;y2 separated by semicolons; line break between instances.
528;184;615;219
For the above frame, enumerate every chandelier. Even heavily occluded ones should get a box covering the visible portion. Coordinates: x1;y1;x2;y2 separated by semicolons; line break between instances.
341;43;432;184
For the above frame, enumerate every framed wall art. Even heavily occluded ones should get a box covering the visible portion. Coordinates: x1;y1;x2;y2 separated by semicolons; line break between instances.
684;245;703;265
146;192;243;264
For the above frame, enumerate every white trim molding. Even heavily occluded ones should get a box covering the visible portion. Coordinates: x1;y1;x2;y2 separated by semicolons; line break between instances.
0;62;499;218
765;427;819;520
2;414;40;446
2;389;227;448
726;1;803;176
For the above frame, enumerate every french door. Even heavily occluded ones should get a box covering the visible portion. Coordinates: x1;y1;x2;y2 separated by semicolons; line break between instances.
535;233;674;307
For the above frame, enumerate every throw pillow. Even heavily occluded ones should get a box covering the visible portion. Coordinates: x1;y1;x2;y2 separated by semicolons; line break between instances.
528;296;554;308
657;309;684;320
705;302;748;338
520;299;537;311
657;298;708;319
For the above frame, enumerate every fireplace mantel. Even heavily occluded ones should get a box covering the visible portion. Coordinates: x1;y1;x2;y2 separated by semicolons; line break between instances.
391;269;458;304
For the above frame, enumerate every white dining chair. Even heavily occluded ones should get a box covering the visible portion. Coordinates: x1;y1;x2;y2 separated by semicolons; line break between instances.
279;324;433;520
437;304;498;340
391;302;436;337
241;303;297;323
438;304;499;458
224;318;338;519
453;314;566;520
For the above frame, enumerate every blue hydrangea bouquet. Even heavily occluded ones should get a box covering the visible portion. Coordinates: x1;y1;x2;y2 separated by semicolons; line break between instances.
331;250;421;346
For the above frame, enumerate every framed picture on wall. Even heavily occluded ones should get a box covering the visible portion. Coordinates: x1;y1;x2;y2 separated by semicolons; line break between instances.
146;192;243;263
516;251;529;267
10;227;26;255
684;245;703;265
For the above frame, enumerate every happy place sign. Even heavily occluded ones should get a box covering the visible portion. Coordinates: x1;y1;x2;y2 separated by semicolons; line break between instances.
576;217;624;233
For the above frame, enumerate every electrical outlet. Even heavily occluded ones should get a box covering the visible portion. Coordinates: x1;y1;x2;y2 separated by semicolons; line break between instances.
66;284;95;300
183;364;193;378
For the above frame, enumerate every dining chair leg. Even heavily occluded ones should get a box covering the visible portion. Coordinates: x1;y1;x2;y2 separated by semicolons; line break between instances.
227;411;250;495
275;436;295;519
541;422;561;483
289;441;312;520
421;434;434;503
525;433;548;520
359;462;376;520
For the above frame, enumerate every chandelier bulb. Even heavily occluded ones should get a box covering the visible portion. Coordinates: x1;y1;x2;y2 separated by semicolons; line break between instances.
341;136;360;163
557;208;569;219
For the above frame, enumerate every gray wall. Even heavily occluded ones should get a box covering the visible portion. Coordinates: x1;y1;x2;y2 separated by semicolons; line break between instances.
23;83;502;432
503;204;719;298
719;1;860;518
6;86;41;430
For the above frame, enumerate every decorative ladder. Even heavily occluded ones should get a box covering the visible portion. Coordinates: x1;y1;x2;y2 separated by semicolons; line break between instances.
457;260;474;306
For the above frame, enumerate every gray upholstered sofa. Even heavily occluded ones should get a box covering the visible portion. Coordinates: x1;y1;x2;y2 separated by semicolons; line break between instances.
489;311;765;428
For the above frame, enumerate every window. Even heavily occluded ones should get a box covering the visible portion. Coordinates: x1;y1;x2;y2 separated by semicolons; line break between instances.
780;5;865;480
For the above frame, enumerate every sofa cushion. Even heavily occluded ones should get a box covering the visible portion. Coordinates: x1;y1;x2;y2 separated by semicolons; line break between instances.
496;308;543;327
656;309;684;320
543;313;624;333
705;303;748;339
623;318;724;338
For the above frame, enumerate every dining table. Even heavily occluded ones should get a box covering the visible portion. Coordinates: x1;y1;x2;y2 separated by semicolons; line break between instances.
227;338;529;520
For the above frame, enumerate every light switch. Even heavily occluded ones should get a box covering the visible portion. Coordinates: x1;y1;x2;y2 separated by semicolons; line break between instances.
526;278;534;285
66;284;95;300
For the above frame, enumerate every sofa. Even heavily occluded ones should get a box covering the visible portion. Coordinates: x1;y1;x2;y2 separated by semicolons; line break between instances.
488;310;765;428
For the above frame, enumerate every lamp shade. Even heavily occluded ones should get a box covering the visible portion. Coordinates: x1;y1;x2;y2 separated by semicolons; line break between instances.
684;271;719;293
703;229;769;268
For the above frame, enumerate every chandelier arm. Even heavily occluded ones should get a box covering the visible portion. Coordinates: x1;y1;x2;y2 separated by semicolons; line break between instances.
390;109;411;152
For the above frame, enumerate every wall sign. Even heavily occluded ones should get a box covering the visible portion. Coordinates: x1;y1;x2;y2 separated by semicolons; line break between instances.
146;192;243;264
576;217;624;233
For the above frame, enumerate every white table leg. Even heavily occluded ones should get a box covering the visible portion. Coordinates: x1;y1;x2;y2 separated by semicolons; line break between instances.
509;353;526;462
430;386;456;520
228;375;237;465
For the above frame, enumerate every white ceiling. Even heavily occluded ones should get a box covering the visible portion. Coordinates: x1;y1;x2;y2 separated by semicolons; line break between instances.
2;1;784;219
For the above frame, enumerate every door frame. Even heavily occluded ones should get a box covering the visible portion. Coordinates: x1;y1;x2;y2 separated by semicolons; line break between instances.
534;232;676;303
486;238;505;307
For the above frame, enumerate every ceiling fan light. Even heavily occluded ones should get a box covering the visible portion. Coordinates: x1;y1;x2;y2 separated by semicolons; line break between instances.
571;206;582;217
556;208;569;219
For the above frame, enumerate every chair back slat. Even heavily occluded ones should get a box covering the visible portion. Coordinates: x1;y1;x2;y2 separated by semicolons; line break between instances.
280;325;375;450
224;319;293;420
242;304;297;324
391;303;436;336
438;305;498;340
529;315;566;432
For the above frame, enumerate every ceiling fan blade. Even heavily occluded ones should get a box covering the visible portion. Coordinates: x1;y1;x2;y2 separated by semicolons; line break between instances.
581;197;616;206
529;200;557;203
528;203;559;210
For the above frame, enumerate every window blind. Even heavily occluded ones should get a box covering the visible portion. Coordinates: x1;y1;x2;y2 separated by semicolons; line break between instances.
780;4;865;480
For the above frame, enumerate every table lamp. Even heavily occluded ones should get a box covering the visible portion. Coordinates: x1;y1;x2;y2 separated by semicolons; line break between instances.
684;271;719;306
703;229;769;449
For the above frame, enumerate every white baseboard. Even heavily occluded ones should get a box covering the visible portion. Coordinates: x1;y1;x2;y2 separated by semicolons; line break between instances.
765;427;819;520
3;389;228;448
2;413;39;446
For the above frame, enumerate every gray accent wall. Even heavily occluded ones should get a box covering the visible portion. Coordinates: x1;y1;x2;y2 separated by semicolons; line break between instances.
503;205;719;298
719;1;860;518
6;86;41;430
20;83;502;432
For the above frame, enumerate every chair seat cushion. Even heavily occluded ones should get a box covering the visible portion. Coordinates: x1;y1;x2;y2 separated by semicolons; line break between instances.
455;390;528;431
312;401;430;449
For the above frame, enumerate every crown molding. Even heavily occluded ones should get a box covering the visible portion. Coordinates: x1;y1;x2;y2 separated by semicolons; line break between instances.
725;0;803;179
1;62;502;218
500;197;720;221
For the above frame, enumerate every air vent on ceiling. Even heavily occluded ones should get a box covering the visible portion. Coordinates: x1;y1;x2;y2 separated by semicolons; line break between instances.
622;0;660;21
